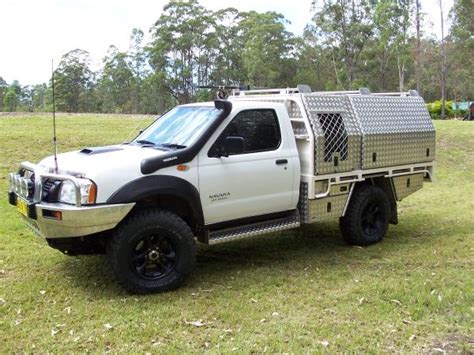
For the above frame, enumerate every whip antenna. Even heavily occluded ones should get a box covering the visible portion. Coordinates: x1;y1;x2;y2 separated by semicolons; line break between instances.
52;59;59;174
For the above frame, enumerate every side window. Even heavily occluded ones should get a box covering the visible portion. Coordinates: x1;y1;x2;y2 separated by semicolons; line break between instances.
209;109;282;157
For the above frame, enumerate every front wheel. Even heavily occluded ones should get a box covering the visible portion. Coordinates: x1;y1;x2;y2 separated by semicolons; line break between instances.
339;184;391;246
107;209;196;294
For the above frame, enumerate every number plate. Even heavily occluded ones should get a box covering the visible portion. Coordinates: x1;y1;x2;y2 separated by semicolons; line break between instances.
16;197;28;217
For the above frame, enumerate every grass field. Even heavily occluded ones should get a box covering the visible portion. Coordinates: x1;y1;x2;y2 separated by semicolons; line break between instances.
0;114;473;353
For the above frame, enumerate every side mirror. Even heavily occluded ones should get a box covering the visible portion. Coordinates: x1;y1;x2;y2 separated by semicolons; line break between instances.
224;136;245;156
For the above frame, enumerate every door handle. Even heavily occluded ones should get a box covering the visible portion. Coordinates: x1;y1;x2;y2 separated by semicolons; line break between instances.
276;159;288;165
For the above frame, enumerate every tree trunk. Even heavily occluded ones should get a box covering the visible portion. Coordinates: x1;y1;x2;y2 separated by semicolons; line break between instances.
415;0;421;94
331;50;344;90
398;56;405;92
439;0;448;119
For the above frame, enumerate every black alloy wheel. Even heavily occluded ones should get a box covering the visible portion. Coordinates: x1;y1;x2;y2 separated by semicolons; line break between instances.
131;233;178;281
360;202;384;237
107;209;196;294
340;184;391;246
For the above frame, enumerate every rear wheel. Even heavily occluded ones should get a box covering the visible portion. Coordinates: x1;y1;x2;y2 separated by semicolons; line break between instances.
340;184;391;246
107;209;196;294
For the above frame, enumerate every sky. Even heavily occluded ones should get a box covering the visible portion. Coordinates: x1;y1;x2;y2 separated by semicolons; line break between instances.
0;0;454;85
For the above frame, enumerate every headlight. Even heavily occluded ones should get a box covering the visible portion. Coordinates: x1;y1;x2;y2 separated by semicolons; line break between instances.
59;179;97;205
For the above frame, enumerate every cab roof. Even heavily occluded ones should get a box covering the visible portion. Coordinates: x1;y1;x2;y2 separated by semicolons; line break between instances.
179;100;285;111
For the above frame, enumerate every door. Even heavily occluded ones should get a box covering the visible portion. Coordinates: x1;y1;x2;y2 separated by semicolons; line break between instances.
198;109;296;225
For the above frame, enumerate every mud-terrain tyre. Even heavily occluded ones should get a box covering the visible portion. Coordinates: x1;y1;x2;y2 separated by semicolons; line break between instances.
339;184;391;246
107;209;196;294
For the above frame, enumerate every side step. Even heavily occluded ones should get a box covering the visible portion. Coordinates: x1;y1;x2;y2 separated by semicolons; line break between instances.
207;210;300;245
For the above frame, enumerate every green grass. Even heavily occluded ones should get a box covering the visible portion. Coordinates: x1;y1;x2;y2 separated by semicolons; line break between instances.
0;114;473;353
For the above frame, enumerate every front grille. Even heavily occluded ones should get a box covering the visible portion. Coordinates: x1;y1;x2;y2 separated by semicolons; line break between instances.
42;179;55;195
43;178;66;202
42;179;61;202
28;172;35;197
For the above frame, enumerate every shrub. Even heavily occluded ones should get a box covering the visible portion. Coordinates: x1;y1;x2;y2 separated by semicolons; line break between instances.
426;100;463;119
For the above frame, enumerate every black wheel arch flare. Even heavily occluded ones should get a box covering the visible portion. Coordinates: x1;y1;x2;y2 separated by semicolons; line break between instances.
107;175;205;229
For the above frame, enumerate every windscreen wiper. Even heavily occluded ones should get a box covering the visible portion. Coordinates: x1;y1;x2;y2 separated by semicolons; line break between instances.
160;143;187;150
134;140;169;151
135;140;156;146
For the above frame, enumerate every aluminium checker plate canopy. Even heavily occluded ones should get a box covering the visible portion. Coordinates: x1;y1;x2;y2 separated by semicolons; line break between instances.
350;95;435;170
300;93;435;175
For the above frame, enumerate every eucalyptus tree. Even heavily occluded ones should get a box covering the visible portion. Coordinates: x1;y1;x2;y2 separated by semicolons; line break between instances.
210;7;244;86
293;27;335;90
394;0;412;92
238;11;295;88
141;71;176;114
3;80;23;112
311;0;373;89
18;85;34;111
415;0;422;93
449;0;474;46
128;28;147;113
97;46;135;113
31;83;49;111
417;38;443;102
439;0;448;118
376;1;406;90
3;88;18;112
447;0;473;100
0;76;7;111
129;28;147;80
148;0;216;103
54;49;95;112
365;0;412;92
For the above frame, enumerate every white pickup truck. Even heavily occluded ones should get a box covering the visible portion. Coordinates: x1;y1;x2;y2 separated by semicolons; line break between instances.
8;86;436;293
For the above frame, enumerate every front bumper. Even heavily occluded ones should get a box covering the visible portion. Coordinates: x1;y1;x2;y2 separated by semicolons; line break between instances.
8;162;135;239
9;192;134;239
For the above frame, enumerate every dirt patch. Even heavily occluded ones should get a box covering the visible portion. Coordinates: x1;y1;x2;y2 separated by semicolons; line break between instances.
420;334;474;354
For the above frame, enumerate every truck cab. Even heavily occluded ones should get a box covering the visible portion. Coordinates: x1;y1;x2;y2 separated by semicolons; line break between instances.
197;101;300;225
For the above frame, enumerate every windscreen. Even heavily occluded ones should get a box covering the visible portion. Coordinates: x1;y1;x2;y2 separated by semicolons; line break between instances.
135;106;221;148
